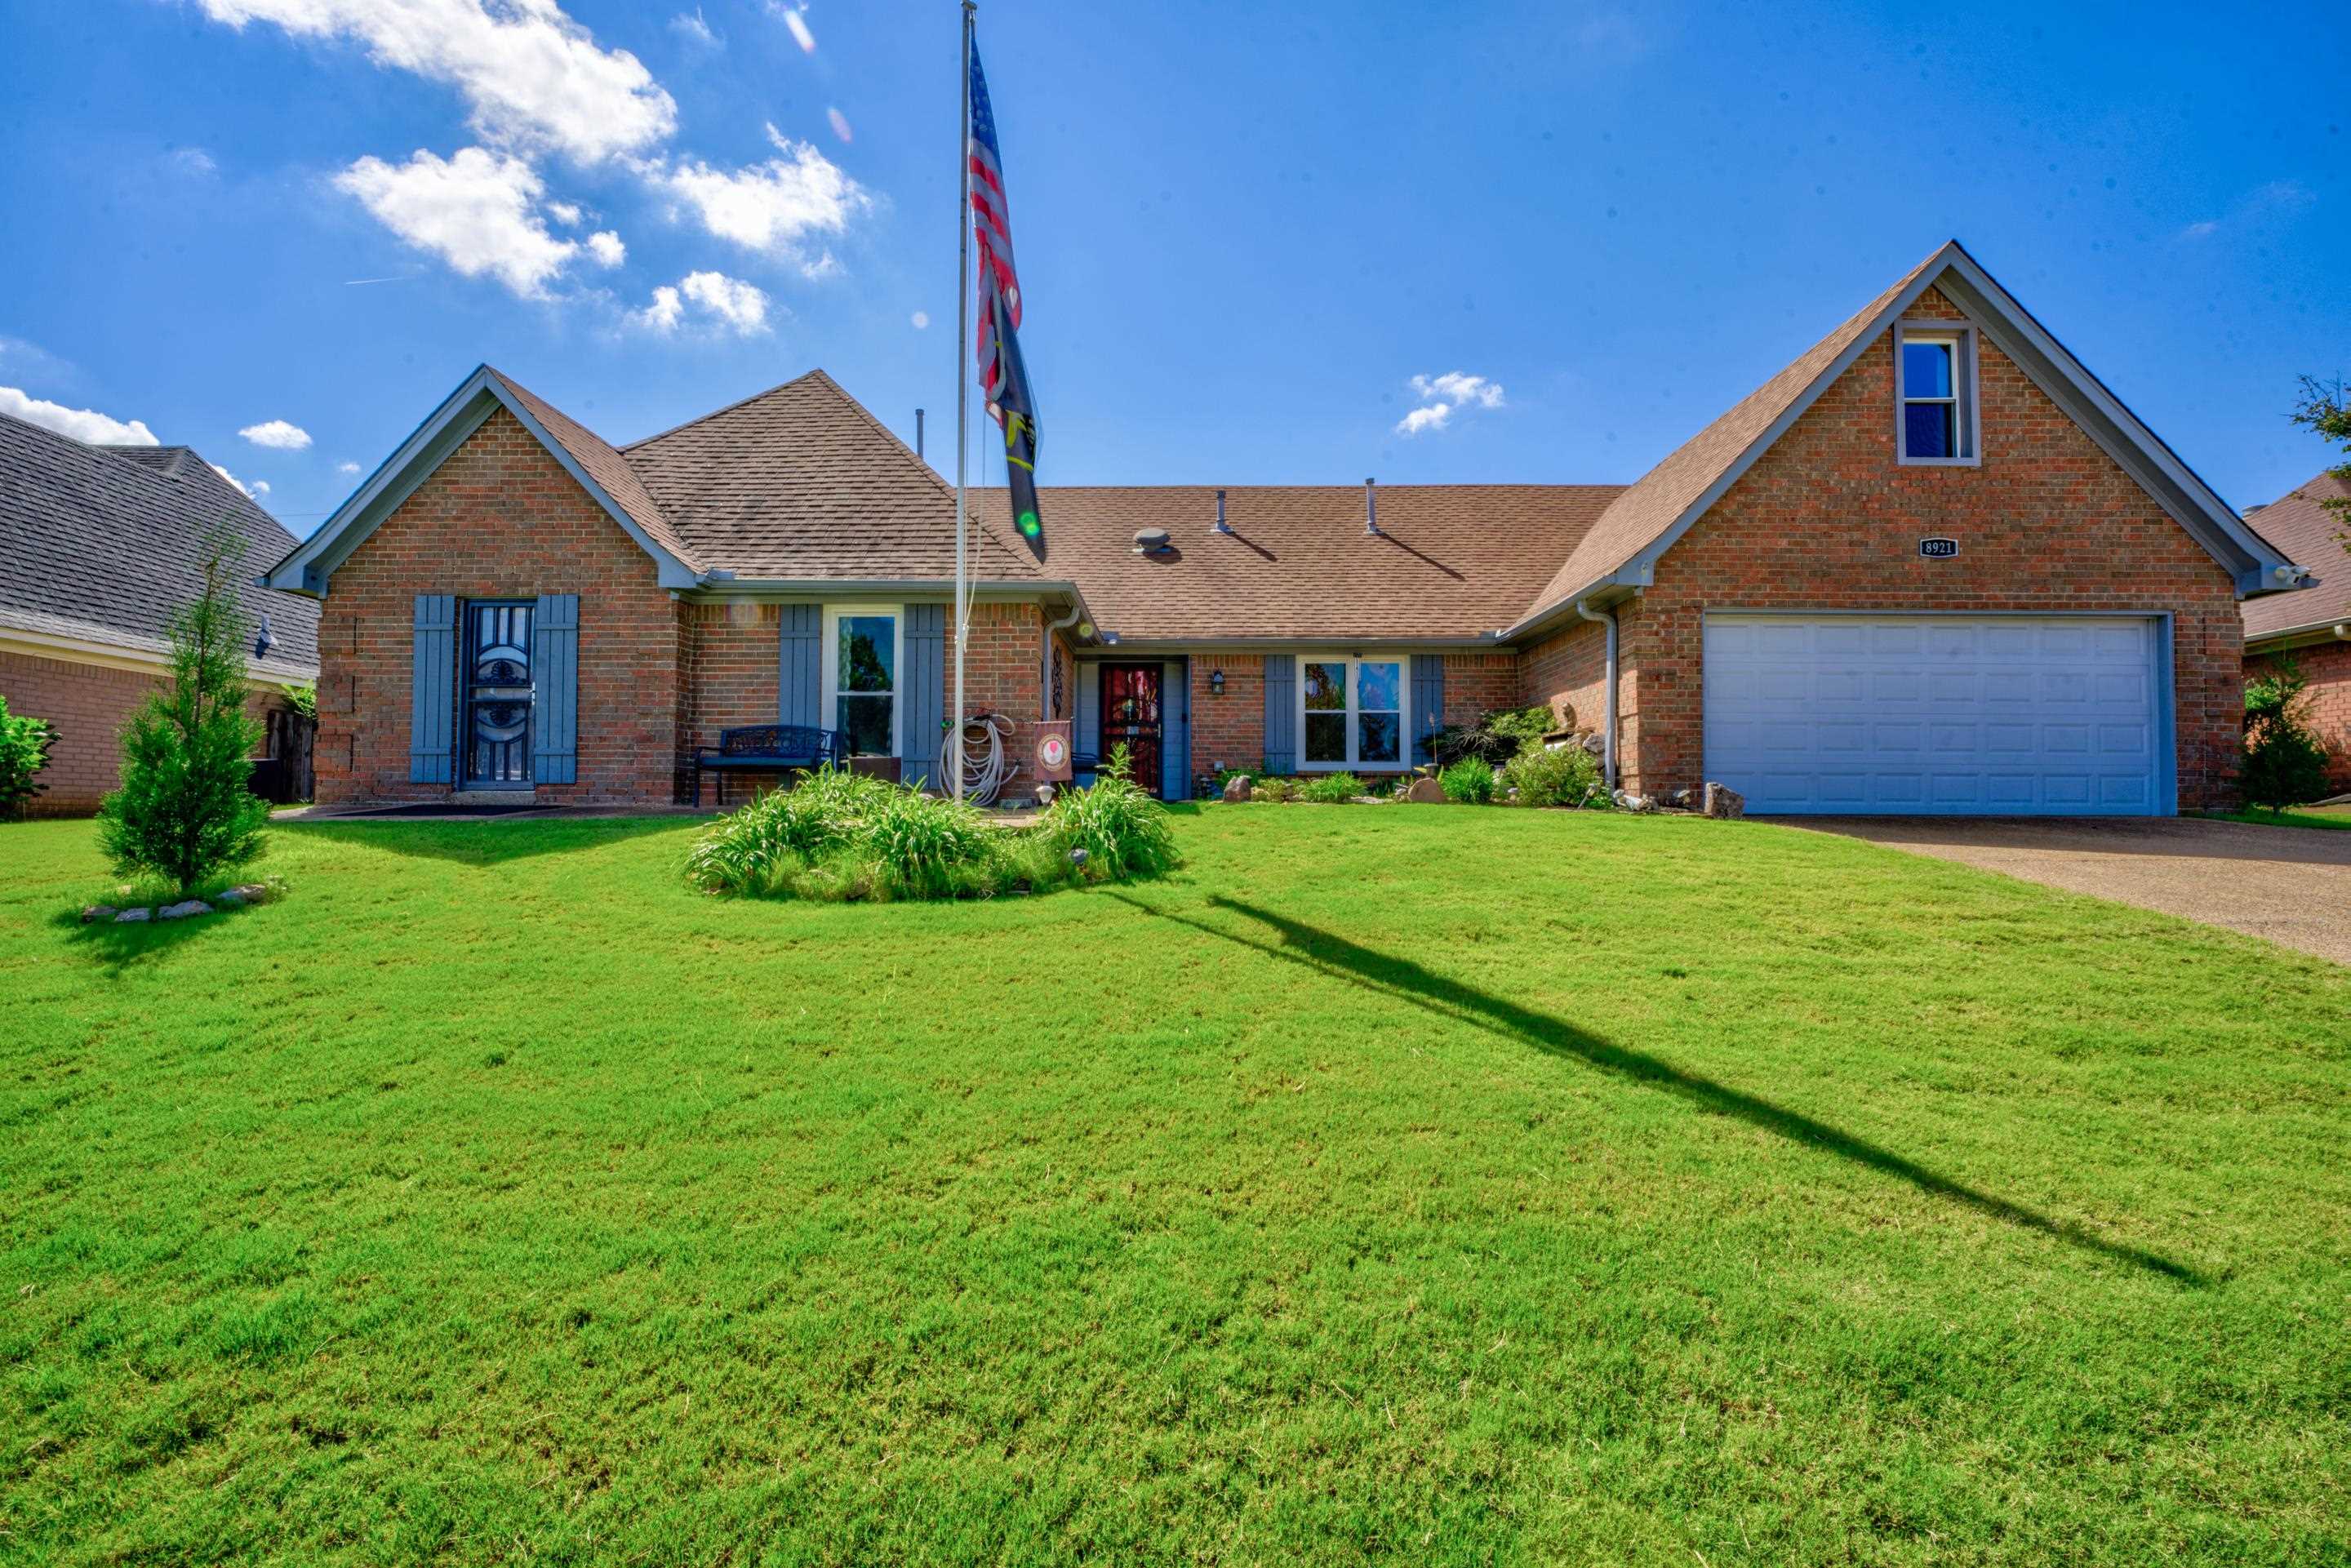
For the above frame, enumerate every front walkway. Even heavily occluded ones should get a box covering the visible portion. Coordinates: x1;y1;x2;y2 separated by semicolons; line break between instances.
1793;815;2351;967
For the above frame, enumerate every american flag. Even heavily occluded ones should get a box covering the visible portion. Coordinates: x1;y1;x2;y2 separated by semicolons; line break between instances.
968;41;1042;558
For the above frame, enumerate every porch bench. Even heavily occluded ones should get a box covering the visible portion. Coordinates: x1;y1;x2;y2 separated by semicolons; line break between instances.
692;724;848;807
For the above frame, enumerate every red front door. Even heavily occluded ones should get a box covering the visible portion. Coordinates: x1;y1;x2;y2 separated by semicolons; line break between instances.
1099;664;1163;797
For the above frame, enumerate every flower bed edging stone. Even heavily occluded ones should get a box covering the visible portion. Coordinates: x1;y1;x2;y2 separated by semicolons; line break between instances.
82;882;275;926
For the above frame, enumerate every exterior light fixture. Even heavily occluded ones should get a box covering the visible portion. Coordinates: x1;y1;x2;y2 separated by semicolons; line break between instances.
1209;669;1225;696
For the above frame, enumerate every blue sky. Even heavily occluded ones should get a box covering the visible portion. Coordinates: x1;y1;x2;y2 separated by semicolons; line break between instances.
0;0;2343;540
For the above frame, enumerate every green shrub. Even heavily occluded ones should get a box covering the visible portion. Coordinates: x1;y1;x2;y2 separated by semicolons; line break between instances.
96;537;271;895
1438;757;1496;804
0;693;57;820
1429;704;1557;768
1038;761;1178;883
1250;777;1300;803
1503;743;1603;809
2242;659;2335;814
1299;772;1365;804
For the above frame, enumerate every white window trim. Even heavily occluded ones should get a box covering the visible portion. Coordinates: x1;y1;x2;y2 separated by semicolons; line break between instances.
820;603;903;757
1296;653;1411;771
1895;320;1980;467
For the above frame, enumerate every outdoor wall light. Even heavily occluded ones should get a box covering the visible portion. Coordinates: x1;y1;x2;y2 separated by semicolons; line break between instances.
1208;669;1225;696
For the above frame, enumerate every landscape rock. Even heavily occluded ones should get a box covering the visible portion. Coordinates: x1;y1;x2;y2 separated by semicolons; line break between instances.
113;908;151;923
81;905;118;923
1702;781;1746;820
1402;776;1447;804
1577;731;1607;757
158;899;214;921
1222;775;1252;803
1612;789;1658;814
1660;785;1695;810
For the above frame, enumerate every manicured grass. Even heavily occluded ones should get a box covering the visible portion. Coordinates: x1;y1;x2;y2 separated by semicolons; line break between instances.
2217;803;2351;831
3;807;2348;1565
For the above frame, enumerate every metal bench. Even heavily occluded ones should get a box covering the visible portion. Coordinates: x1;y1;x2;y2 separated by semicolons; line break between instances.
691;723;848;807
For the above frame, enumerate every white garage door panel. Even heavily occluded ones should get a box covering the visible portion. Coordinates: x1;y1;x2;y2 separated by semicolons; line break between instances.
1703;615;2166;816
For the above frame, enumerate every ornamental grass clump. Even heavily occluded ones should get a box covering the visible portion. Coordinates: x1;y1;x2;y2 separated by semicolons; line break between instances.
1438;757;1497;804
1298;772;1366;804
1038;747;1178;883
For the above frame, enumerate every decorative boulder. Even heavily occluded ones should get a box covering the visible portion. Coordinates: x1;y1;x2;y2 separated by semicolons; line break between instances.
1611;789;1657;814
1660;785;1694;811
1577;731;1607;757
1702;782;1746;820
1222;775;1252;803
1402;775;1447;804
81;905;118;924
113;908;151;923
158;899;214;921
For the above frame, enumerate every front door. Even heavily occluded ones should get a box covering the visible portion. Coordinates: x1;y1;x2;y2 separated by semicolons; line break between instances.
1099;663;1164;797
462;601;534;787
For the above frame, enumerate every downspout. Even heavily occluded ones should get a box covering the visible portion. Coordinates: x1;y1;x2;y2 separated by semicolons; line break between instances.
1575;597;1617;790
1041;600;1082;722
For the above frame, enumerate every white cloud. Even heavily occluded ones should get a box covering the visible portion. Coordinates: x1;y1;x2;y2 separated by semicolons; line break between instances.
0;384;158;446
629;270;771;336
585;229;626;267
335;146;582;297
194;0;676;164
546;199;582;226
2180;220;2220;240
169;146;219;175
650;131;870;269
336;460;362;475
212;463;271;500
239;418;313;450
910;310;929;330
1396;371;1506;436
2180;178;2318;241
670;8;718;47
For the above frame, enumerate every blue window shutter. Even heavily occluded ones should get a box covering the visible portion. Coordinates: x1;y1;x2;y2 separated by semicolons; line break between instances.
1075;661;1100;768
778;604;821;729
1412;654;1446;762
902;603;945;784
1262;653;1295;774
408;593;455;784
531;593;579;785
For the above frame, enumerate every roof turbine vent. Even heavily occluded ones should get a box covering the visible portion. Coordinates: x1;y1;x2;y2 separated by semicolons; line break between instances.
1213;487;1233;535
1133;526;1171;556
1364;477;1384;537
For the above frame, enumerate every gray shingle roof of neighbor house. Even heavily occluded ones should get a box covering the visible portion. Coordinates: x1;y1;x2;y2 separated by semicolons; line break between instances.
0;410;320;682
2242;470;2351;644
973;483;1623;642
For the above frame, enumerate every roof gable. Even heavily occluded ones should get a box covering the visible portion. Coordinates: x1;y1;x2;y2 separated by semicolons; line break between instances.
2242;470;2349;643
1508;240;2302;636
264;366;700;596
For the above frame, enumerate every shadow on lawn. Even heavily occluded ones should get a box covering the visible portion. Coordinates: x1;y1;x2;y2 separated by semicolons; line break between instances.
284;815;693;867
1114;891;2203;1286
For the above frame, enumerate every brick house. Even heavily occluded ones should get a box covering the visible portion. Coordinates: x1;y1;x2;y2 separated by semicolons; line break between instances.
0;413;318;815
268;241;2308;815
2242;470;2350;790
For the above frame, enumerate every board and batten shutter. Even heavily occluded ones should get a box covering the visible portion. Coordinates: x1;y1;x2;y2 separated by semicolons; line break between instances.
1411;654;1446;763
1262;653;1296;774
901;602;945;785
408;593;455;784
778;604;821;729
531;593;579;785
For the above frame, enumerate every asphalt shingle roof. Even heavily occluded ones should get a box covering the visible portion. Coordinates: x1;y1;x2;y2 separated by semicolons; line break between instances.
0;411;320;680
2243;470;2351;642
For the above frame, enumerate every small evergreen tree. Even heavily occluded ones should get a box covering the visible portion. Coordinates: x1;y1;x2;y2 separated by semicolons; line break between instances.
2241;658;2333;815
0;694;58;819
97;531;271;894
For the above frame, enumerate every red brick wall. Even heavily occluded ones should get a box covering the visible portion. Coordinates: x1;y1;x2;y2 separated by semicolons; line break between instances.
1189;654;1264;776
1520;614;1624;748
1442;652;1521;729
958;601;1046;793
2;650;301;816
1594;287;2246;807
315;408;687;805
2253;640;2351;792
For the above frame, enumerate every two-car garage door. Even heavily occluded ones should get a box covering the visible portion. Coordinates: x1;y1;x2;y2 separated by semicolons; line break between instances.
1701;614;2169;815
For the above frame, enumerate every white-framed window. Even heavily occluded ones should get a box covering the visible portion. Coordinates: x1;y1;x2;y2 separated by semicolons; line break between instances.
820;605;900;757
1895;322;1977;464
1299;655;1408;770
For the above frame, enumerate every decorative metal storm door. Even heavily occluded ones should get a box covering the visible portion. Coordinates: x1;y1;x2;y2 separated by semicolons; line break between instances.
462;601;534;786
1099;663;1163;797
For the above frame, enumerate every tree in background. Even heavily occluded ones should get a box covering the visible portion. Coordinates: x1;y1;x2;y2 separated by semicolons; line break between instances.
0;694;58;820
2287;375;2351;546
96;531;271;895
2240;656;2332;815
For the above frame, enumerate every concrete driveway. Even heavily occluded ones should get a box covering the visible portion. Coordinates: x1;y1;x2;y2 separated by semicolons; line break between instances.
1791;815;2351;966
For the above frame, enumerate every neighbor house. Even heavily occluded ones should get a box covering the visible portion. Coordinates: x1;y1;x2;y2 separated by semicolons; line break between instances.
2242;469;2350;789
0;412;319;815
265;241;2308;815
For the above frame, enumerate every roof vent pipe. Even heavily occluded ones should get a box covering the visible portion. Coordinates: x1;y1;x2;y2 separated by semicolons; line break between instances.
1365;478;1383;537
915;408;926;461
1213;488;1232;535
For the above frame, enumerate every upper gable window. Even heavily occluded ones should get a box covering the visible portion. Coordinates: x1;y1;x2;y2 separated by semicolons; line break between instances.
1896;322;1977;464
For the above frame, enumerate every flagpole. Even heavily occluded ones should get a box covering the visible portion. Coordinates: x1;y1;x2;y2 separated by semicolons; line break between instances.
952;0;975;801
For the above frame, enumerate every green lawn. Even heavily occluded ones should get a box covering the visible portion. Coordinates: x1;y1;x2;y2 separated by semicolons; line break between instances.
3;808;2348;1566
2218;803;2351;831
